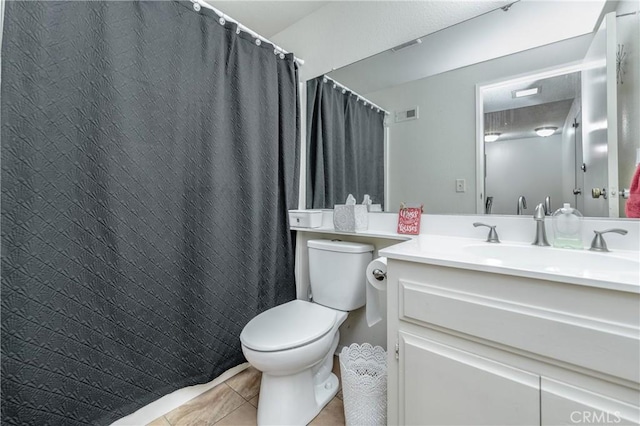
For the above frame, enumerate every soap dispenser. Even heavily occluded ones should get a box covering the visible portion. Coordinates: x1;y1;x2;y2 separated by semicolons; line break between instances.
551;203;584;249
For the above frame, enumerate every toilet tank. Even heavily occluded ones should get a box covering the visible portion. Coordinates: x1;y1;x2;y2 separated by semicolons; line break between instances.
307;239;374;311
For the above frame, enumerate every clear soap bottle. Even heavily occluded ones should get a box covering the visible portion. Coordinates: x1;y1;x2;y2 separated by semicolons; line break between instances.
551;203;584;249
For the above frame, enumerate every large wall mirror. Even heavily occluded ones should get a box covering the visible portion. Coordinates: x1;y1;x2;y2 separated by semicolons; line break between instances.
321;0;639;218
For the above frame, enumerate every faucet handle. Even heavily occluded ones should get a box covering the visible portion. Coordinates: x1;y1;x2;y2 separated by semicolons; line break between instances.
589;229;628;252
533;203;546;220
473;222;500;243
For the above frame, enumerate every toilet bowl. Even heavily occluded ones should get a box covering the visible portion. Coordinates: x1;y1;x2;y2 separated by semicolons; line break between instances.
240;240;374;425
241;300;348;425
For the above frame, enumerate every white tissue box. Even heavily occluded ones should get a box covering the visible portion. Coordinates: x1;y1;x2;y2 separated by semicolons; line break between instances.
333;204;368;232
289;210;322;228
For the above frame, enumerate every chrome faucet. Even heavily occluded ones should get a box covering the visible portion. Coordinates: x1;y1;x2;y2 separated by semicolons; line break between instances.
473;222;500;243
589;229;628;252
517;196;527;215
532;203;550;246
544;196;552;215
485;196;493;215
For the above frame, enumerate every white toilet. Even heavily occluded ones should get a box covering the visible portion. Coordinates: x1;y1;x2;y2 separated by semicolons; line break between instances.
240;239;374;425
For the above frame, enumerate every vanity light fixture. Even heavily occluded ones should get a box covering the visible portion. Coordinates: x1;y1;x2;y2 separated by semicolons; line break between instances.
513;87;540;98
484;133;501;142
535;127;557;137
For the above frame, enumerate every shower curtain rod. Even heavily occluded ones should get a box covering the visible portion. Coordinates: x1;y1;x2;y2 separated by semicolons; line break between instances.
323;75;389;115
191;0;305;67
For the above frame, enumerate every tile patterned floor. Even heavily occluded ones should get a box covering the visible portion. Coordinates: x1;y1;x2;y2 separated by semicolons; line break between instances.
148;357;345;426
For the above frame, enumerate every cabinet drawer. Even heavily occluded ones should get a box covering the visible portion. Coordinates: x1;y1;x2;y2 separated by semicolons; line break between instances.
399;279;640;383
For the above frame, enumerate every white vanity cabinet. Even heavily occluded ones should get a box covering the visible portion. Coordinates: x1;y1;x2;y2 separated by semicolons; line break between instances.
385;259;640;426
541;378;640;425
400;332;540;425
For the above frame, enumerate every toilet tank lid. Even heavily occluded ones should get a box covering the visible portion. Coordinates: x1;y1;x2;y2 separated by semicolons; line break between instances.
307;239;374;253
240;300;337;352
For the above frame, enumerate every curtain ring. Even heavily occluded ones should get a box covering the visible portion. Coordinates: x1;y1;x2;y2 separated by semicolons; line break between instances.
219;17;225;25
255;39;261;46
332;84;336;89
193;2;201;11
341;89;346;94
323;77;328;83
279;53;285;59
236;27;241;35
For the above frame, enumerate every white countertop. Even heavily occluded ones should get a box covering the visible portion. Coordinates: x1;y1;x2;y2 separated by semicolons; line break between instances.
379;235;640;294
291;211;640;293
290;225;412;241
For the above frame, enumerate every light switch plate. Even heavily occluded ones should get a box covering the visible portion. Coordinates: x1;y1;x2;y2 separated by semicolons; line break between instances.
456;179;466;193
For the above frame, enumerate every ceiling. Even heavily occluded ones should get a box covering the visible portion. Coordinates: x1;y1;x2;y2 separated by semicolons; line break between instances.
485;99;575;142
483;72;580;141
207;1;329;38
484;72;581;113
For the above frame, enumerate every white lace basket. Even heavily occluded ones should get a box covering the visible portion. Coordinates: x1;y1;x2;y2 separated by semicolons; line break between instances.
339;343;387;426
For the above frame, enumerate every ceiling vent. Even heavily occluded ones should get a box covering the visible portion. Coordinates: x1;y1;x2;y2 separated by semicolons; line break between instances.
395;107;419;123
391;38;422;52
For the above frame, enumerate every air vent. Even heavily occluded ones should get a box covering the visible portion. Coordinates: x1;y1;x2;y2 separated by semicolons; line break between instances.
395;107;419;123
391;38;422;52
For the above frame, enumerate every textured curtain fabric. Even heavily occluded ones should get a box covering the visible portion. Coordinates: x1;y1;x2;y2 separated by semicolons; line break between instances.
1;2;299;424
306;77;385;209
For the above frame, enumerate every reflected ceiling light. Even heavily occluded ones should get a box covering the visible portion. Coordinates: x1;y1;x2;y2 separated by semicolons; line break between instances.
484;133;501;142
513;87;540;98
535;127;557;137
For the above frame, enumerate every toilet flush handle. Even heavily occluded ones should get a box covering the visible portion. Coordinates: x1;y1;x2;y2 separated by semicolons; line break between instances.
372;269;386;281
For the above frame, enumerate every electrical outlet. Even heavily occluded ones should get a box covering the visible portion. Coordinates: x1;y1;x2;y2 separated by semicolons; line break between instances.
456;179;466;193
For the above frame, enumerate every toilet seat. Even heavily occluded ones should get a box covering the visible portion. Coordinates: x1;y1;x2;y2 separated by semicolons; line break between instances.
240;300;337;352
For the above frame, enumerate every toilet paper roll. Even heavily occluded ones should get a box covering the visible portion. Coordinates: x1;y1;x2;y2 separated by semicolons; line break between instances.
365;257;387;327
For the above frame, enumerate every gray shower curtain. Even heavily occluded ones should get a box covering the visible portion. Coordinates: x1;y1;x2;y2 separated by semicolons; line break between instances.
306;77;385;209
1;1;299;424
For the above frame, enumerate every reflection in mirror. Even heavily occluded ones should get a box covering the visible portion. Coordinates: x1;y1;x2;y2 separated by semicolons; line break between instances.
305;76;386;210
323;0;639;218
479;8;639;219
482;71;582;216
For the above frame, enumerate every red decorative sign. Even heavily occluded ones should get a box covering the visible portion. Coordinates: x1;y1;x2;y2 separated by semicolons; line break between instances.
397;204;423;235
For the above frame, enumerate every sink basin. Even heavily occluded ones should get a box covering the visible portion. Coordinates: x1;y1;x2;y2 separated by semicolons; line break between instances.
463;244;640;275
380;235;639;291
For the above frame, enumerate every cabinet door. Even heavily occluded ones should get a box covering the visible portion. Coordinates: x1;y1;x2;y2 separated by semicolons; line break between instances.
399;332;540;426
541;377;640;425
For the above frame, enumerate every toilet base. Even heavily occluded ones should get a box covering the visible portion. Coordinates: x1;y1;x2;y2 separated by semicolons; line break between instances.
256;370;339;425
314;372;339;411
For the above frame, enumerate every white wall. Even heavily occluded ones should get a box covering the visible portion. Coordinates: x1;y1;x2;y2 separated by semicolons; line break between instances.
325;1;606;96
485;134;564;215
616;0;640;217
364;35;592;214
271;1;509;81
